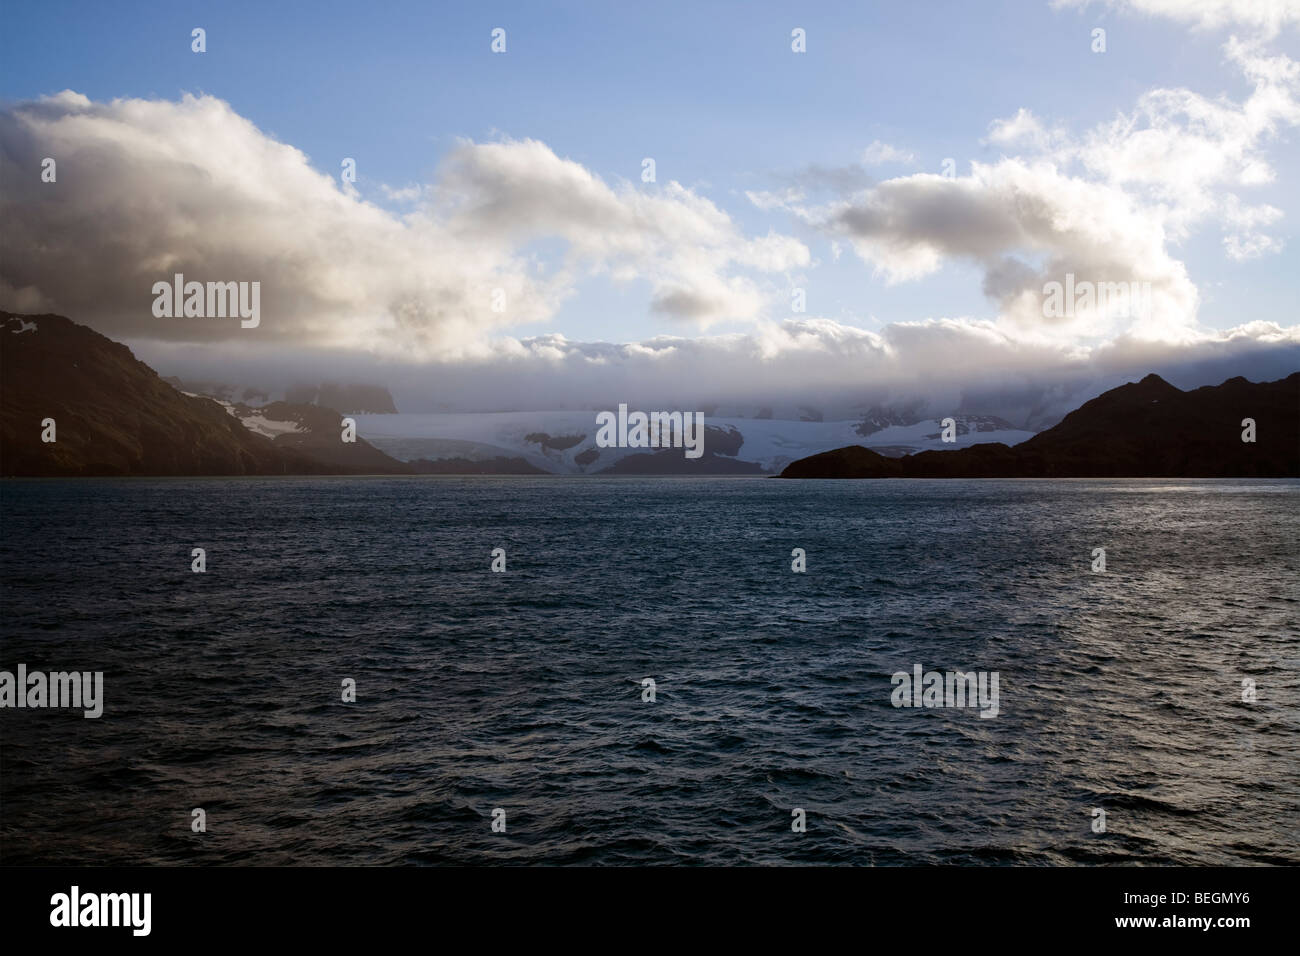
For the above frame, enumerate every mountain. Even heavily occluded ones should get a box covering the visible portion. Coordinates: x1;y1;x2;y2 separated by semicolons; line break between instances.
0;312;409;476
21;311;1285;480
349;412;1036;474
780;373;1300;478
217;400;406;471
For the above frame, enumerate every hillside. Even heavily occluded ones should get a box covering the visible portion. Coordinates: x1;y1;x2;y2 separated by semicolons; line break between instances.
0;312;406;476
780;373;1300;478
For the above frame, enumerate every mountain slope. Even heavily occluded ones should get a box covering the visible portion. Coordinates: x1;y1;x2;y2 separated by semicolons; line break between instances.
780;373;1300;478
0;312;407;476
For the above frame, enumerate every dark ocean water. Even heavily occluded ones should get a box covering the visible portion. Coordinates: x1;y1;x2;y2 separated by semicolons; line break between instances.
1;477;1297;866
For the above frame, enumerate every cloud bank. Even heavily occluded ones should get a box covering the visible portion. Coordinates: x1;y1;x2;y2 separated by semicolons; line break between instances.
0;91;807;357
133;315;1300;427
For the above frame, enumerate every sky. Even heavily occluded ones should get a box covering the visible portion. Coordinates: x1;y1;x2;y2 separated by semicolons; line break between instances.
2;0;1299;415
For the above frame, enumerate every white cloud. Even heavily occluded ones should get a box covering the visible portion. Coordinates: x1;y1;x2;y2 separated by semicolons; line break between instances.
1053;0;1300;38
794;160;1199;341
131;313;1300;423
0;92;809;355
986;108;1069;153
380;183;425;203
1063;38;1300;245
780;35;1299;344
2;78;1295;421
861;140;916;166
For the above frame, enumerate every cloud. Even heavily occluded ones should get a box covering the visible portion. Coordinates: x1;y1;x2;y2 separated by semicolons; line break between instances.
986;108;1070;153
1062;38;1300;245
2;83;1294;423
801;160;1200;341
1053;0;1300;38
861;140;916;166
131;313;1300;426
987;39;1300;263
775;35;1299;343
0;92;808;355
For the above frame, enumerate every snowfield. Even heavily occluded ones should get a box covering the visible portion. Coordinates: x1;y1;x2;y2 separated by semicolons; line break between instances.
350;411;1037;474
197;396;307;439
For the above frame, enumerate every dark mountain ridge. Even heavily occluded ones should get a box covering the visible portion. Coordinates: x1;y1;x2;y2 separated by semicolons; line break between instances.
0;312;408;476
5;312;1295;479
781;372;1299;478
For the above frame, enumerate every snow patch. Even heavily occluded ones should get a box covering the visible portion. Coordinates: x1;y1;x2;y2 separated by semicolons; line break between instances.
203;397;306;438
236;414;306;439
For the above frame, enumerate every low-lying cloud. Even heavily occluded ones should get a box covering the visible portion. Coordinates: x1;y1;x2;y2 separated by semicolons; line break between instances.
132;314;1300;427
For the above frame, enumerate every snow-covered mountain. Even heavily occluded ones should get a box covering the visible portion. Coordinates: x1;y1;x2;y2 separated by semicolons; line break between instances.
175;369;1038;475
350;411;1037;475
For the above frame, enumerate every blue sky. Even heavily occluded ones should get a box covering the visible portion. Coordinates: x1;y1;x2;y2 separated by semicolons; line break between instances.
5;0;1296;341
1;1;1298;411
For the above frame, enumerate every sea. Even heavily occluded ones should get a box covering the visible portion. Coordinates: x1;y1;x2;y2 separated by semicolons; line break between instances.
1;477;1297;865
